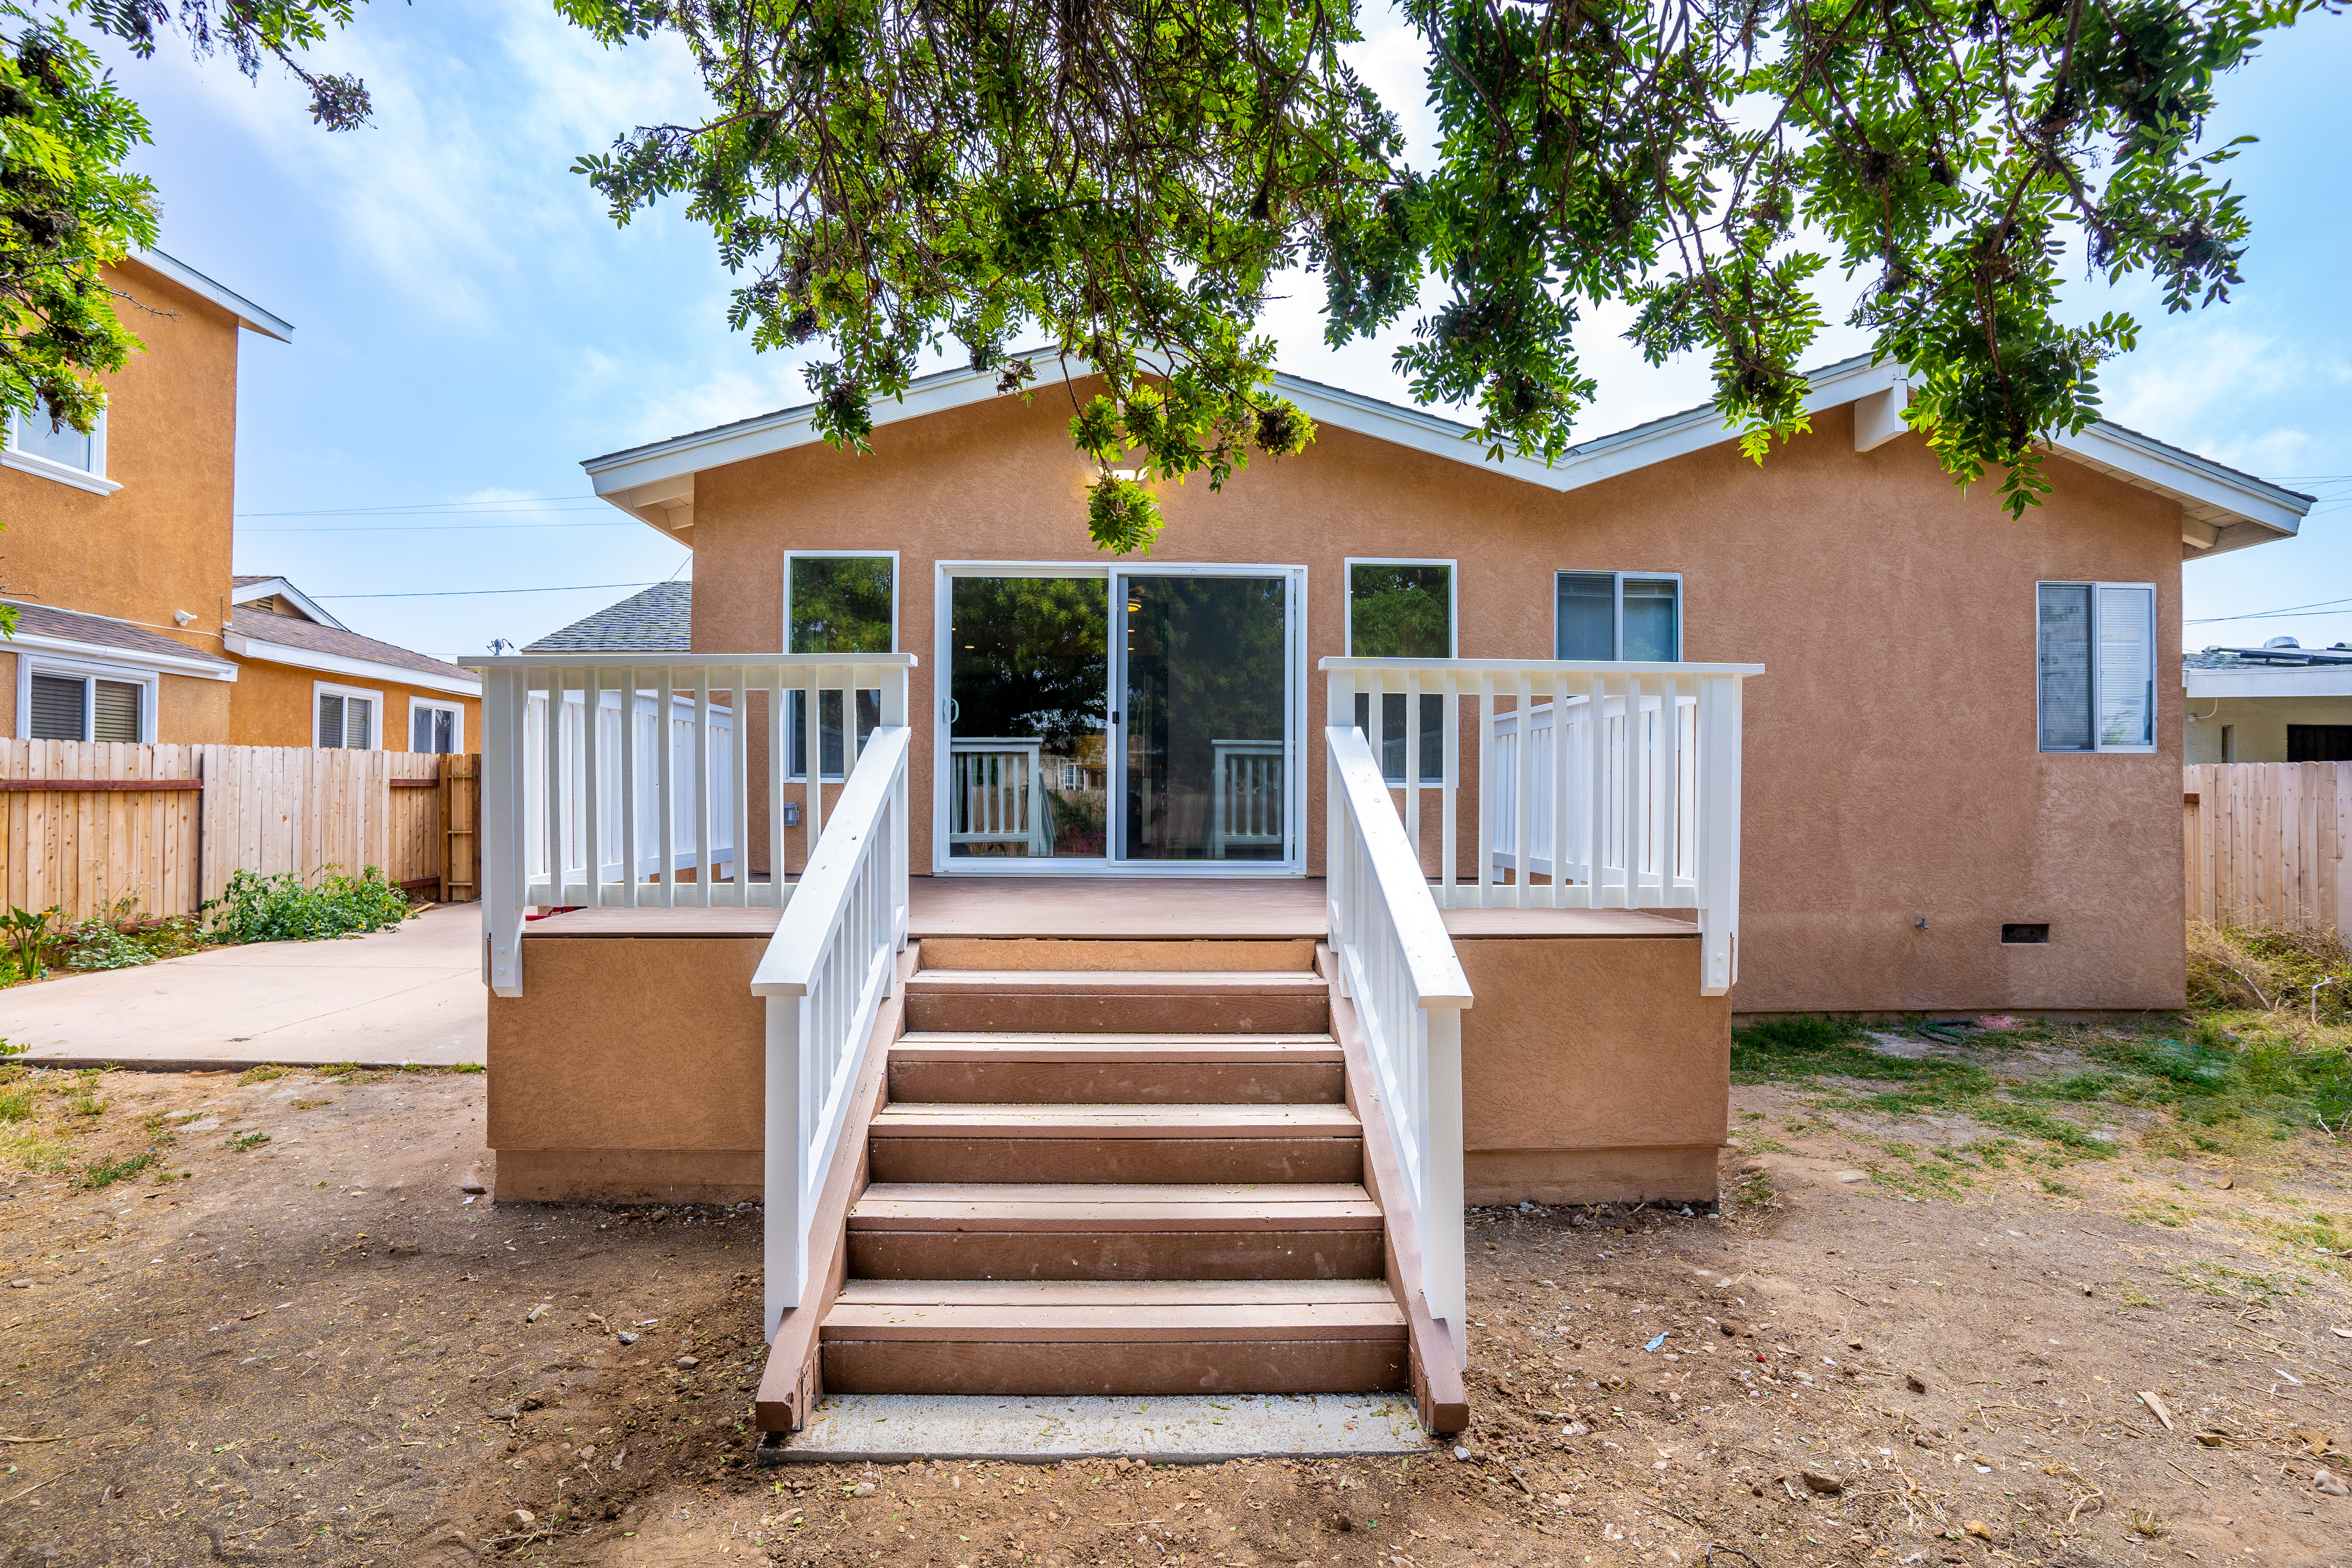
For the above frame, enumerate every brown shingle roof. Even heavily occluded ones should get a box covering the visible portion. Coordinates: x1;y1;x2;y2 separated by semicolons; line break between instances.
1;600;235;671
228;606;476;684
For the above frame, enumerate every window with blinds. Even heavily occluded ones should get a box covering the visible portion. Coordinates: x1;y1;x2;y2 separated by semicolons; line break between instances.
24;671;143;741
92;680;141;742
411;704;459;753
2037;582;2156;752
318;691;375;748
28;675;85;740
1555;571;1683;661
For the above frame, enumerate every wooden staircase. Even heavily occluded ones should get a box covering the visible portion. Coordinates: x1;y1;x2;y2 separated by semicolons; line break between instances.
756;936;1467;1438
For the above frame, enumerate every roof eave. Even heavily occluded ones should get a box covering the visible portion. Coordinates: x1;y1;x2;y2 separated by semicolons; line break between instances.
129;250;295;343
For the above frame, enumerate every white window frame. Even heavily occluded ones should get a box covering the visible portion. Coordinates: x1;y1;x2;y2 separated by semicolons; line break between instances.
13;653;157;742
2;403;120;497
407;696;465;754
2036;579;2158;755
782;550;900;654
313;680;384;750
1341;557;1459;657
1553;570;1685;661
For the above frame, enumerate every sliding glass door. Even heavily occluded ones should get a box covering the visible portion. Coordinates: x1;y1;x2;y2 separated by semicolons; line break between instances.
937;564;1301;872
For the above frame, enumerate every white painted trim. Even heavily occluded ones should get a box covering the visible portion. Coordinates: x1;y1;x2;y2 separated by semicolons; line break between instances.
313;680;386;750
2183;667;2352;700
230;577;350;632
583;350;2310;548
407;694;467;753
14;652;160;742
131;250;295;343
3;404;118;495
1853;385;1911;452
1342;557;1458;658
784;550;901;653
225;632;482;697
0;618;237;681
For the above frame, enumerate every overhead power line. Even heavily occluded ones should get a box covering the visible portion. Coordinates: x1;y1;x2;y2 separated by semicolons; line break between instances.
311;581;668;600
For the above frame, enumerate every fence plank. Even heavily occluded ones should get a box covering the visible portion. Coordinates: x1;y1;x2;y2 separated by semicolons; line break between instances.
2185;763;2352;932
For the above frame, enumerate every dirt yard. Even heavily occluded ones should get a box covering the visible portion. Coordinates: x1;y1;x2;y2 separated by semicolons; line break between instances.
1;1013;2348;1568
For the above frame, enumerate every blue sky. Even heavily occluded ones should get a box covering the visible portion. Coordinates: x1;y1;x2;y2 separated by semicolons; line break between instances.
96;0;2352;659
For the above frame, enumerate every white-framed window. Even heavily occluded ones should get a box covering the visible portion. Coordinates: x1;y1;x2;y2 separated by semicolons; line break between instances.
409;697;464;754
784;551;896;781
1555;570;1682;661
2037;581;2157;753
1345;558;1455;786
2;397;116;495
15;655;154;742
315;681;382;749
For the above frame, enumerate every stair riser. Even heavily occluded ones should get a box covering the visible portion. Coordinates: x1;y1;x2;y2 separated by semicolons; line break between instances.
847;1230;1385;1282
904;993;1330;1034
867;1136;1364;1186
920;937;1319;973
820;1339;1407;1397
887;1060;1345;1105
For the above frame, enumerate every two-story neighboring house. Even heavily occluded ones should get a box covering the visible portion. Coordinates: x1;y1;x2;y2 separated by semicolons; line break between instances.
0;251;477;751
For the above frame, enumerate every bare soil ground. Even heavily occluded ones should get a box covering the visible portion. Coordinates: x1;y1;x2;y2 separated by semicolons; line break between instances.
1;1022;2348;1568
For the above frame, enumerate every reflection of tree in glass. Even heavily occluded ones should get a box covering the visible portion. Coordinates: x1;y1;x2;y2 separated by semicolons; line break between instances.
1348;564;1450;658
1125;577;1285;858
950;578;1109;750
791;557;895;652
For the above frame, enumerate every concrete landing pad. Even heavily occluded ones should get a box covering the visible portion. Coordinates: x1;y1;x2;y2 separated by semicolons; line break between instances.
773;1392;1432;1463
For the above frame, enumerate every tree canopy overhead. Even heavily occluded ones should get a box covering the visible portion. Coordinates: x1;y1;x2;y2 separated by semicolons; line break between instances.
565;0;2324;550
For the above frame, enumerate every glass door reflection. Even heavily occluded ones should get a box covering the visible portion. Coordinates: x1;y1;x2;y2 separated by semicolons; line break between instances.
1115;573;1289;863
947;575;1111;859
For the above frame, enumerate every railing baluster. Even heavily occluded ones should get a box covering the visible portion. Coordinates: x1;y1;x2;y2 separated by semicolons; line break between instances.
693;667;714;909
1476;673;1495;910
1511;672;1534;910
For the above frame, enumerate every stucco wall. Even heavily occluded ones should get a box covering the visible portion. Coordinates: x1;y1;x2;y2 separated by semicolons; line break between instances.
227;657;483;751
681;386;2190;1015
2183;695;2352;763
0;260;244;703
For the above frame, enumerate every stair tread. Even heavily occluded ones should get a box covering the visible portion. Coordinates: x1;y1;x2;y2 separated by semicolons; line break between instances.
907;970;1326;993
870;1103;1361;1137
892;1034;1341;1063
851;1182;1381;1230
825;1278;1403;1340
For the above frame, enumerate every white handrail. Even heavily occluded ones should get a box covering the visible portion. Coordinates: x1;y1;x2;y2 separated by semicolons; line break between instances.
471;653;916;998
1325;724;1472;1365
1322;656;1757;996
752;722;913;1338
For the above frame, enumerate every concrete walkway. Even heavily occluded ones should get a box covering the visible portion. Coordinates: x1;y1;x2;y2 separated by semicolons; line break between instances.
0;904;485;1069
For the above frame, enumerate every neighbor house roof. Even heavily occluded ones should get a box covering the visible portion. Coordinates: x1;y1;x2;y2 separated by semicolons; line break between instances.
2185;642;2352;699
1;599;238;680
230;575;349;631
130;251;294;343
524;581;692;653
224;603;480;697
580;352;2312;560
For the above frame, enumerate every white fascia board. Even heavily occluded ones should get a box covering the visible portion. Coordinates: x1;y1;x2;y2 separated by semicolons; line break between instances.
4;628;238;681
229;577;350;632
225;633;481;697
2055;422;2307;537
132;250;295;343
2185;668;2352;700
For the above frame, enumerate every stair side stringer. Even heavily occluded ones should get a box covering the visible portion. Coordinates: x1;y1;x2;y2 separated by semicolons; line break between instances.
754;940;918;1436
1319;943;1472;1437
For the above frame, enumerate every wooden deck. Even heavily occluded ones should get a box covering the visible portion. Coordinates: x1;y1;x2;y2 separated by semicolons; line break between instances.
520;877;1699;940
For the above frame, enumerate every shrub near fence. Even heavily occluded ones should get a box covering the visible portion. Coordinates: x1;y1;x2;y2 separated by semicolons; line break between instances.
0;740;480;925
2184;762;2352;935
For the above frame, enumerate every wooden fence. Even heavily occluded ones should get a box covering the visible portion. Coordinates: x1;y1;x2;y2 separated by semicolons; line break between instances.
2184;762;2352;934
0;740;482;923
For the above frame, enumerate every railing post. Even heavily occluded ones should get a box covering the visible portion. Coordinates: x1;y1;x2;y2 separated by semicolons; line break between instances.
1697;673;1745;996
483;666;527;997
763;989;806;1340
1423;1002;1467;1366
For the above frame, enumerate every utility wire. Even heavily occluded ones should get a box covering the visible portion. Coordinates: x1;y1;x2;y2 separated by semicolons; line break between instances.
312;581;670;600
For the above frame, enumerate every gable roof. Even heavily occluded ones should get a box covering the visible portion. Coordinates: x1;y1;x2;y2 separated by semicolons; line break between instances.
129;251;295;343
231;575;349;631
224;600;479;697
525;581;693;653
581;352;2311;560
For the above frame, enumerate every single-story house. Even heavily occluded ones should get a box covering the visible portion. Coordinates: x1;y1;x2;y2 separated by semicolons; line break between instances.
2184;641;2352;763
223;576;480;753
466;352;2311;1440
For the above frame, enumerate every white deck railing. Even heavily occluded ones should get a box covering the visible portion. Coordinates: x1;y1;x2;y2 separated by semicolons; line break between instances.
948;738;1051;857
1322;658;1759;996
1327;724;1473;1363
753;724;912;1338
474;654;916;997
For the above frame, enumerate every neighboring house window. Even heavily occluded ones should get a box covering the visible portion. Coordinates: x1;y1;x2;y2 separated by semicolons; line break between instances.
1555;571;1682;661
1346;559;1454;786
21;664;147;742
2288;724;2352;762
410;699;464;754
2036;583;2156;752
5;397;104;477
784;552;895;780
316;684;380;749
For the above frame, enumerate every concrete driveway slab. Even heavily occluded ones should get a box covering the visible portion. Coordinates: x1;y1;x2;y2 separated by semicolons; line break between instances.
0;904;485;1069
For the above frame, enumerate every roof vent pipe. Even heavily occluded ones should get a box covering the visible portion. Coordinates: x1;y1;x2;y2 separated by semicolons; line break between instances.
2263;636;2301;650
